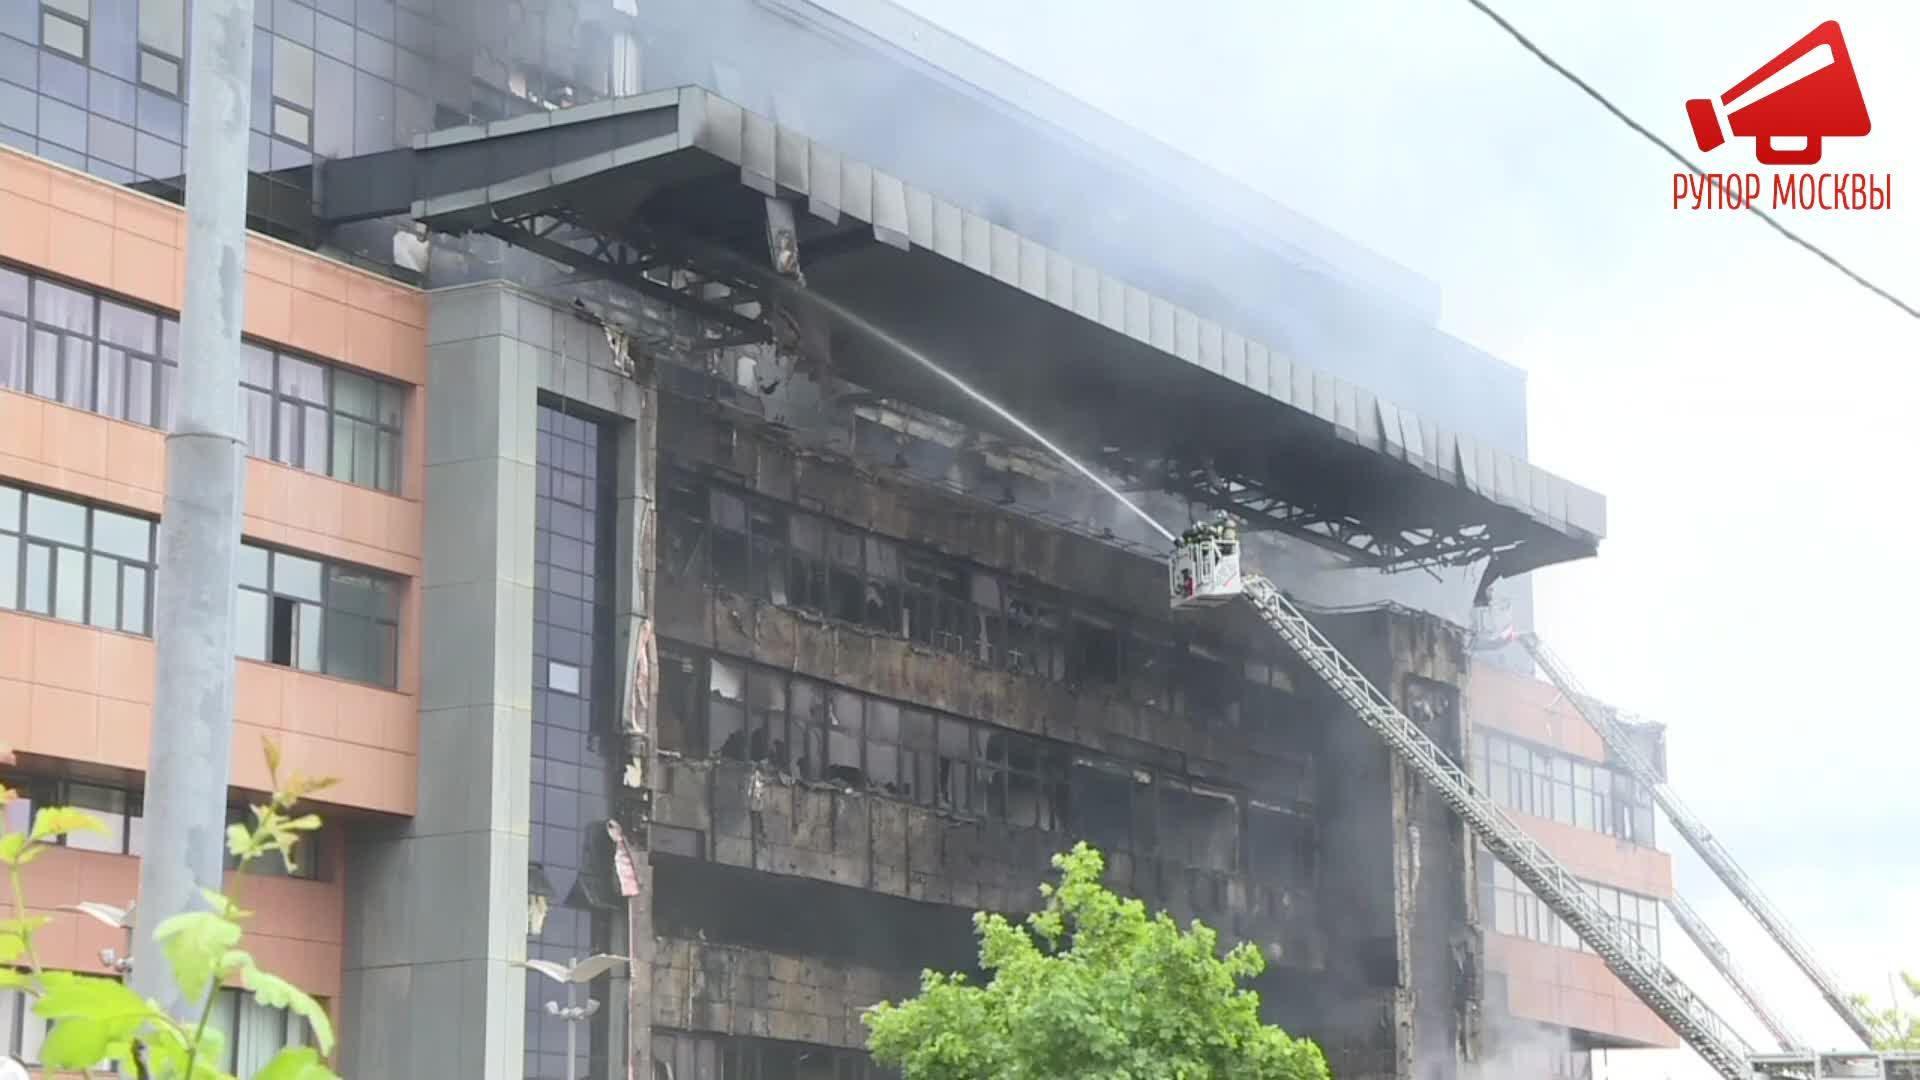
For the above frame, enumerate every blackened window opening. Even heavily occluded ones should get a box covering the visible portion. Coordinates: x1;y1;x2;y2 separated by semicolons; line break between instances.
657;464;1306;727
658;641;1314;888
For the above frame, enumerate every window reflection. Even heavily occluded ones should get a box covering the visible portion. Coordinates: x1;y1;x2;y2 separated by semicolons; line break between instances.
0;482;156;634
233;542;400;687
62;784;128;853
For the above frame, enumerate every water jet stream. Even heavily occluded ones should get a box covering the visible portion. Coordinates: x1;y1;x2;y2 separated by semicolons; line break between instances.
789;290;1178;545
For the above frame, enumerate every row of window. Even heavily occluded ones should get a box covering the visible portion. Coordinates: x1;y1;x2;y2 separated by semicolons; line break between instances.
1479;853;1662;956
658;644;1316;885
1;776;326;880
1470;730;1656;846
35;0;186;95
0;265;407;494
0;480;403;688
0;985;312;1071
12;0;517;171
660;467;1297;727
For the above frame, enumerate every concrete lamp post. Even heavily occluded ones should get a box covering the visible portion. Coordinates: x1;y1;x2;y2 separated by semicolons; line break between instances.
516;953;628;1080
63;900;137;975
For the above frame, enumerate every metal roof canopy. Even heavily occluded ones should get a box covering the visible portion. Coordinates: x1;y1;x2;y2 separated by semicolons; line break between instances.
317;87;1605;581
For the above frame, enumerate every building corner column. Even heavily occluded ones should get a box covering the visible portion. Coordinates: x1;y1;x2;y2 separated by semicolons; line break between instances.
339;282;536;1079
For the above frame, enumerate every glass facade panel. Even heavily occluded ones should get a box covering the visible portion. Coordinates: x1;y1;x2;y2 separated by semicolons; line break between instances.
137;0;185;57
41;12;88;61
527;403;617;1080
273;102;310;144
139;49;179;94
272;35;314;107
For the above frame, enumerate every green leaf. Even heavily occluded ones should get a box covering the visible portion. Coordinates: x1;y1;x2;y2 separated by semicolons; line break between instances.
142;1038;189;1078
153;910;244;1003
201;888;251;921
0;968;32;990
35;970;150;1021
188;1024;232;1079
253;1045;341;1080
32;973;155;1069
228;823;256;858
246;968;335;1055
30;806;107;843
38;1015;115;1068
0;833;26;865
279;814;322;834
0;917;46;966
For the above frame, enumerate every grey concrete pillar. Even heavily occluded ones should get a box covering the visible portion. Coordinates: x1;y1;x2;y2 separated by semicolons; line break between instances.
340;283;539;1078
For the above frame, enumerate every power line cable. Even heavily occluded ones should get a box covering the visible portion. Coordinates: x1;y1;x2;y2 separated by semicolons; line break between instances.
1462;0;1920;321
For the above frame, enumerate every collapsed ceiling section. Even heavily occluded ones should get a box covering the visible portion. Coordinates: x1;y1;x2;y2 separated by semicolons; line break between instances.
313;86;1605;584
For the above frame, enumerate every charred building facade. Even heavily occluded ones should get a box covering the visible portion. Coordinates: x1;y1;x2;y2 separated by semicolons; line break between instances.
0;1;1611;1078
399;277;1506;1080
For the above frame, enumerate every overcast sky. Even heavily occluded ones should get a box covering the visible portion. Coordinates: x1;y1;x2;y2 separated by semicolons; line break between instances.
891;0;1918;1074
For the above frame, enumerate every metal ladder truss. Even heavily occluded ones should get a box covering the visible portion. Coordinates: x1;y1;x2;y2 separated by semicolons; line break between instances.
1668;891;1805;1052
1751;1052;1920;1079
1238;576;1753;1080
1516;632;1877;1049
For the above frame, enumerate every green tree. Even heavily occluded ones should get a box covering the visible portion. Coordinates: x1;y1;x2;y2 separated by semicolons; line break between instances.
0;738;338;1079
1852;971;1920;1051
864;843;1331;1080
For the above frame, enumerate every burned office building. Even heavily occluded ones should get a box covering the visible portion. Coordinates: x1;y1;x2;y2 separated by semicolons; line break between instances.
0;1;1607;1077
321;76;1600;1075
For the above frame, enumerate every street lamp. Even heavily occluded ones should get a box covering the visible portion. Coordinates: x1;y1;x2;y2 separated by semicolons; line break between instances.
63;900;136;975
516;953;628;1080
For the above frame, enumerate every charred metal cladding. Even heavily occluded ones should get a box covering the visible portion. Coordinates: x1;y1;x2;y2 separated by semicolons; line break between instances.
625;388;1482;1080
653;1029;895;1080
652;938;921;1050
650;648;1317;943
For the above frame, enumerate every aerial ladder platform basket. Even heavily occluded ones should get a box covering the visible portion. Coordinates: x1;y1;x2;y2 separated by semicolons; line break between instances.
1168;521;1244;609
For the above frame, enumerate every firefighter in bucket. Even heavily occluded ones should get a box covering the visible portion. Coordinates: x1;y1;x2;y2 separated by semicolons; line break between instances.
1170;511;1241;607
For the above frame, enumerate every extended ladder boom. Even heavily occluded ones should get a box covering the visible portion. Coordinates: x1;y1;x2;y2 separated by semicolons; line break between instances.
1516;632;1876;1048
1240;577;1753;1080
1669;891;1805;1051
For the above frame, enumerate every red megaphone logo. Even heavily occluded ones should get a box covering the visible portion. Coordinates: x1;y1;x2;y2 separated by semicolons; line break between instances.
1685;21;1871;166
